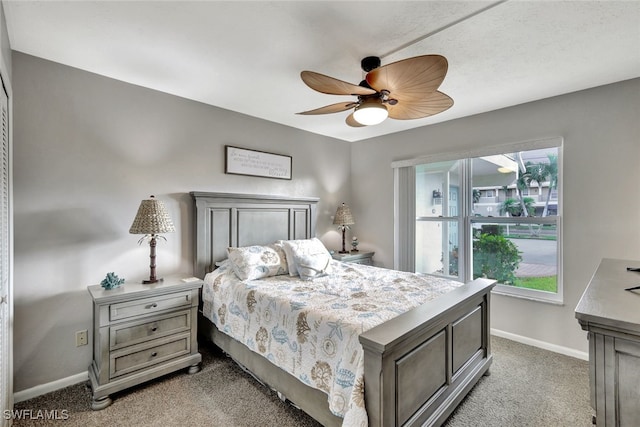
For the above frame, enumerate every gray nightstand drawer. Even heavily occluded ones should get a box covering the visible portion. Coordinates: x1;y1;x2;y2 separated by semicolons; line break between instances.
110;291;192;321
110;310;191;350
110;333;191;379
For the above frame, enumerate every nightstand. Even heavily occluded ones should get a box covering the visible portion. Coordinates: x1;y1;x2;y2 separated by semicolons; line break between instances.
87;275;203;410
332;251;375;266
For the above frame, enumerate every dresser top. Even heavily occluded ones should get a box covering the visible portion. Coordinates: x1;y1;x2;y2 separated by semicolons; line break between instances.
88;274;203;303
575;258;640;335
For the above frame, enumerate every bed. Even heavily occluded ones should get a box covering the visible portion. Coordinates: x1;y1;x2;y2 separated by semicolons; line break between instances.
191;192;495;427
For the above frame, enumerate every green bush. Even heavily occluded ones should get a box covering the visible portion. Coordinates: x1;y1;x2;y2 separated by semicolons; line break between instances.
473;234;522;285
481;224;501;236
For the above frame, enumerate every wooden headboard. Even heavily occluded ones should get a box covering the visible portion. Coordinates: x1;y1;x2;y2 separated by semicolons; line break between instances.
190;192;318;278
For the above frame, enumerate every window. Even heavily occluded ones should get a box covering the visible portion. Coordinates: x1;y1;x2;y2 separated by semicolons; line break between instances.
415;160;462;279
394;138;562;303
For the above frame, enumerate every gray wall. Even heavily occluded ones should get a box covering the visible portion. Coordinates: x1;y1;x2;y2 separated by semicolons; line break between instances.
351;78;640;354
12;52;351;392
0;3;11;83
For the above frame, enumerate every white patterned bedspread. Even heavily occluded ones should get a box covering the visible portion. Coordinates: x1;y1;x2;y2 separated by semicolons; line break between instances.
202;260;463;426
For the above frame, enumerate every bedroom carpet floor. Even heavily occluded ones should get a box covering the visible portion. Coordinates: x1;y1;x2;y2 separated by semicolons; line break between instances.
13;336;592;426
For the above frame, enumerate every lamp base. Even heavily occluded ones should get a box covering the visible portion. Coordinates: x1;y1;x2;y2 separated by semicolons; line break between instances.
143;235;163;285
339;228;351;255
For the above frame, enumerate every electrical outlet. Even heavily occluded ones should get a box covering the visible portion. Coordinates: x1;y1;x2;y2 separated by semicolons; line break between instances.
76;330;88;347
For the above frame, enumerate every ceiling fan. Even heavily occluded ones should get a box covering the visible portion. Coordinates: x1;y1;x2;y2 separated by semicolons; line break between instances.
297;55;453;127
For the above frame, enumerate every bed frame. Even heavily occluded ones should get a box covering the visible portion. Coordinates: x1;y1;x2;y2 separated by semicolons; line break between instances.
191;191;495;427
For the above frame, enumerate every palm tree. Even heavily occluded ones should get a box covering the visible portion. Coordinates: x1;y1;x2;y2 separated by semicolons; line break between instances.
471;189;481;215
523;197;535;216
500;197;535;217
514;152;533;217
541;153;558;217
515;172;532;216
500;198;521;216
525;161;549;205
473;189;481;204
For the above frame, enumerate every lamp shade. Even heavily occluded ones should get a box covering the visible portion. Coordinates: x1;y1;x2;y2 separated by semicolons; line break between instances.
129;195;175;235
353;99;388;126
333;203;355;226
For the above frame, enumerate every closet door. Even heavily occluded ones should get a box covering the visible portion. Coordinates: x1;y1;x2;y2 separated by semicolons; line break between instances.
0;75;11;424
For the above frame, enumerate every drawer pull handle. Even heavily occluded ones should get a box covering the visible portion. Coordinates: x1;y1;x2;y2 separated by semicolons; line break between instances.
147;303;158;309
151;352;158;357
151;327;158;332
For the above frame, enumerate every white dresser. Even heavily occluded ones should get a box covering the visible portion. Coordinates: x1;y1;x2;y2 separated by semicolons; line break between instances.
575;258;640;427
87;275;203;409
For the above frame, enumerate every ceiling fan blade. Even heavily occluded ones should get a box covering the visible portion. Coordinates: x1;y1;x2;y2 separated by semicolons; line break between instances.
297;102;356;115
387;91;453;120
346;112;366;127
301;71;377;96
366;55;448;97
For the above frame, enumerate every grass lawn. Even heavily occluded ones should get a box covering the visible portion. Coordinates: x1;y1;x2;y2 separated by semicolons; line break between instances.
514;276;557;292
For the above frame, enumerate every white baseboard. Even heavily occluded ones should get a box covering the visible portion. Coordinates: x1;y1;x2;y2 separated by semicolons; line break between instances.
13;371;88;403
491;328;588;361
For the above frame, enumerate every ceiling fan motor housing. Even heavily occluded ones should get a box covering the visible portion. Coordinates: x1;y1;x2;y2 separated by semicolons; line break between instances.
361;56;381;72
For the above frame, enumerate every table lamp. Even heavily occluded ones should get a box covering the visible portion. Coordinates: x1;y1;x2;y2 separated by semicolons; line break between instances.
129;195;175;284
333;203;355;254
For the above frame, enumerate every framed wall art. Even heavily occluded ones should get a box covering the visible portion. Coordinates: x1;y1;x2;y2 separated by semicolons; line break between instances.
225;145;292;180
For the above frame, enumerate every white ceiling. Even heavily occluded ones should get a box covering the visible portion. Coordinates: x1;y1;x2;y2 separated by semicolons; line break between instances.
4;0;640;142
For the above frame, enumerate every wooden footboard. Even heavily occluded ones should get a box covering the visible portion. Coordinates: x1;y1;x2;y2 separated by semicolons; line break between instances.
360;278;495;427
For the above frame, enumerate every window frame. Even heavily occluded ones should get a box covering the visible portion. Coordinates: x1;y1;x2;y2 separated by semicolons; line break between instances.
393;137;563;304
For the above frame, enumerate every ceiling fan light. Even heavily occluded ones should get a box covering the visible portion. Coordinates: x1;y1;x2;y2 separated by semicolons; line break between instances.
353;101;388;126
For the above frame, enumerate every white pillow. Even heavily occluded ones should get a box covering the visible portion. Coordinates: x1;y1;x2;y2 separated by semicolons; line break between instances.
226;244;288;280
282;238;332;278
294;252;332;280
278;239;298;276
269;242;289;275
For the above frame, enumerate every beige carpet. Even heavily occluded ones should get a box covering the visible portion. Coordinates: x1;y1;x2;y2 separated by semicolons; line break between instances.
443;336;592;427
13;336;592;426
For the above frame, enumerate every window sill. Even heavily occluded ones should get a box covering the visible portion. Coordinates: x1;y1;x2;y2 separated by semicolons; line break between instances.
491;284;564;306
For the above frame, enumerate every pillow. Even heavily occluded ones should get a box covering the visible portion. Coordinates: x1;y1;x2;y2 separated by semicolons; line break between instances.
282;238;332;279
269;242;289;275
294;252;332;280
278;239;298;276
226;244;288;280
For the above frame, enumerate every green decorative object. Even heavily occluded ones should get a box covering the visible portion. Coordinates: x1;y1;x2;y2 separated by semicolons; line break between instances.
101;272;125;290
